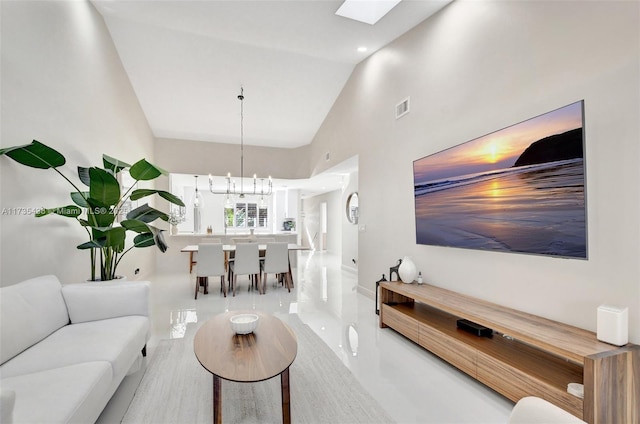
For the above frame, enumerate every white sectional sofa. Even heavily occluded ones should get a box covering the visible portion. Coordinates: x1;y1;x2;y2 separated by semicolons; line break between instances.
509;397;587;424
0;275;150;424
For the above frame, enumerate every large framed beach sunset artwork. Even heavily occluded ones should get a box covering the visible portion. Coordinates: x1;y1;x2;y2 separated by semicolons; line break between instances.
413;101;587;259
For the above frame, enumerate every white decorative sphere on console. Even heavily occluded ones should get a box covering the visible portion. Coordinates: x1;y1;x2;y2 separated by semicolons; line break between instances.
398;256;417;283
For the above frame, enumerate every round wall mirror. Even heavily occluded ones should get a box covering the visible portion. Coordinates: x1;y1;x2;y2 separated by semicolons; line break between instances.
346;192;359;224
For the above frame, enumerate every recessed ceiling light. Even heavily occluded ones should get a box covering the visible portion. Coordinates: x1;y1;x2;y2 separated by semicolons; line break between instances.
357;46;368;52
335;0;403;25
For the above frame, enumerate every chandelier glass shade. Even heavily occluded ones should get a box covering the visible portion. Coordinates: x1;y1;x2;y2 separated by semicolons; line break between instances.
209;87;273;201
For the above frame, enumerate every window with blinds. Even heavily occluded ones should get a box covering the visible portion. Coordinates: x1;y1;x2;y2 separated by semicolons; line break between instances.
247;203;257;227
227;203;268;228
258;207;268;227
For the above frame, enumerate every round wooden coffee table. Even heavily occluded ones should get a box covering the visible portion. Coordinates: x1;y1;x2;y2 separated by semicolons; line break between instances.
194;311;298;424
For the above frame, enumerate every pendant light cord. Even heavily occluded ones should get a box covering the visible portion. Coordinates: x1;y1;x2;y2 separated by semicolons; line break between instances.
239;87;244;195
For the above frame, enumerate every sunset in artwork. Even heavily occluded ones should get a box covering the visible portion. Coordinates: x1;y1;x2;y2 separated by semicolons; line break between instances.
413;101;584;184
413;101;586;259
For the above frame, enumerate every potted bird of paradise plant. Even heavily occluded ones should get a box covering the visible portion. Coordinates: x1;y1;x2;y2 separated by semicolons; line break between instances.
0;140;185;281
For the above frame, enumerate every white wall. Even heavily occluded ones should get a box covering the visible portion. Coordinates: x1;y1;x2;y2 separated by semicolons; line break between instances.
301;168;358;271
155;137;310;179
301;190;342;253
153;137;309;232
0;1;156;285
310;1;640;342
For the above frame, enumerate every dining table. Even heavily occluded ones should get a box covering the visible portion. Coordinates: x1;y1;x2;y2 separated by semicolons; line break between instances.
180;243;307;287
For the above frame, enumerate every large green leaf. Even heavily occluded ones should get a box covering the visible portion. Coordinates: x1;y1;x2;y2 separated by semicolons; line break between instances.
77;239;104;250
103;154;130;173
129;159;166;181
35;205;81;218
103;226;126;252
89;167;120;207
0;140;65;169
138;224;167;252
91;226;106;241
130;189;185;206
80;227;125;252
126;203;166;223
120;219;150;233
77;166;90;186
86;198;116;228
163;191;185;206
133;233;156;248
154;227;168;252
89;225;119;233
70;191;89;207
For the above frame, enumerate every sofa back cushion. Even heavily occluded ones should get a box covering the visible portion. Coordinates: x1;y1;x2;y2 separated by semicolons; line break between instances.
0;275;70;365
61;281;149;324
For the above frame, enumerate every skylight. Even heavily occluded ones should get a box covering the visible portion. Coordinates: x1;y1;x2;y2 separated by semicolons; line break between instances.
335;0;403;25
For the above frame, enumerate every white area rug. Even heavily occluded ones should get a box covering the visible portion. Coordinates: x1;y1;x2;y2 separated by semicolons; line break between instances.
122;314;394;423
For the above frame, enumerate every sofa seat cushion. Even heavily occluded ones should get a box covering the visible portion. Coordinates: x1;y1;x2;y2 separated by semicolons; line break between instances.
0;316;148;380
1;361;112;424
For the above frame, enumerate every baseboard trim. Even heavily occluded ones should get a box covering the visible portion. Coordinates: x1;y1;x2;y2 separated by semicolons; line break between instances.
341;264;357;274
357;285;375;300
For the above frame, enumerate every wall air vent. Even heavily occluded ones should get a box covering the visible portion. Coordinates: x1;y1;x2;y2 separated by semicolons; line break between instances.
396;97;410;119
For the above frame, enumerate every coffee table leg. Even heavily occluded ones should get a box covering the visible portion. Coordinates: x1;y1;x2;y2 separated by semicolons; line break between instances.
213;375;222;424
281;367;291;424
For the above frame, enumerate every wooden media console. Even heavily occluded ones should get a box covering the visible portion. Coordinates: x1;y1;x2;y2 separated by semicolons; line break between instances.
379;281;639;423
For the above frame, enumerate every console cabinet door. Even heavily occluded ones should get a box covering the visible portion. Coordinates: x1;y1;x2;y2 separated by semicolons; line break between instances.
476;352;584;419
382;304;419;343
418;323;477;378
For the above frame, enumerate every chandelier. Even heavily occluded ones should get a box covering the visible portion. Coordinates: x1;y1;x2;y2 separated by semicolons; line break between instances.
209;87;273;203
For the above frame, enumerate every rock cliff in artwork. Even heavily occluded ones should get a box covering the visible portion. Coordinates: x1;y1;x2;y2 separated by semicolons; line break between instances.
513;128;583;167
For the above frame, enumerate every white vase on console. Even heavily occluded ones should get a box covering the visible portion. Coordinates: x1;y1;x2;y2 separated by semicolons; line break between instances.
398;256;417;284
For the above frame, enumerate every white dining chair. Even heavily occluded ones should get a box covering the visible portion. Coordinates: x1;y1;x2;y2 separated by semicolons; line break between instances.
195;243;227;299
229;243;261;296
191;239;222;272
227;237;252;288
261;242;292;294
257;238;276;263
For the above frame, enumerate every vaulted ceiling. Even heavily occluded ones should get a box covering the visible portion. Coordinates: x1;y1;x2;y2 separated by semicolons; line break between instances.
91;0;451;149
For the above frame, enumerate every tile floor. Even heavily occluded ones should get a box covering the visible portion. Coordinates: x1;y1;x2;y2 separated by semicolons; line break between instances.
103;250;514;423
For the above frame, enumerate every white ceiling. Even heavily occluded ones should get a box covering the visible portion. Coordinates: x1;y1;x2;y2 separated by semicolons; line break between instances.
91;0;451;150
